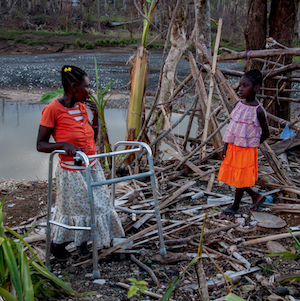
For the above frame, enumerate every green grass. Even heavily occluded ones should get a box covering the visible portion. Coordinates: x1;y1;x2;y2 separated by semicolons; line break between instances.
99;15;127;22
293;56;300;62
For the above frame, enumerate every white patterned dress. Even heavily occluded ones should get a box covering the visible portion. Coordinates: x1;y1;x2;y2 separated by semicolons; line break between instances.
52;160;125;247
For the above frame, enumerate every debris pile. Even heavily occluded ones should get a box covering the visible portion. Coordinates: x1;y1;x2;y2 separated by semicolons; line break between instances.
2;42;300;300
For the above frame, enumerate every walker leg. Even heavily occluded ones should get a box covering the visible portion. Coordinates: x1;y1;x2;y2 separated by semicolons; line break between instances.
46;153;55;271
86;166;100;279
149;156;166;258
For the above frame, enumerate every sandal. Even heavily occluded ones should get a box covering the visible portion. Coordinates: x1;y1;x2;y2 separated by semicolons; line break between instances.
250;195;273;212
77;242;90;258
219;207;238;220
50;241;71;261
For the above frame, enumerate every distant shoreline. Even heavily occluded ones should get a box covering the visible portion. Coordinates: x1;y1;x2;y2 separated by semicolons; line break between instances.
0;88;133;109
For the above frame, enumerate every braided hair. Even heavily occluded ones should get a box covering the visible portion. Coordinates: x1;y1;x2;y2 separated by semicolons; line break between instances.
244;69;263;87
61;65;87;92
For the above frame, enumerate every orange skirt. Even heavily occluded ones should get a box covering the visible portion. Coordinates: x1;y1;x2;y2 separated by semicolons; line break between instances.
218;144;258;188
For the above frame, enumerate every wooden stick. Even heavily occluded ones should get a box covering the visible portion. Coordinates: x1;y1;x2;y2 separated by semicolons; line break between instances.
206;172;215;193
240;231;300;246
130;254;159;285
203;246;247;265
202;18;223;158
195;260;210;301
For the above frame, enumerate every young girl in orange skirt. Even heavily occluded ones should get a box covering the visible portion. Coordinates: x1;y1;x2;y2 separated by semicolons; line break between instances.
218;69;271;219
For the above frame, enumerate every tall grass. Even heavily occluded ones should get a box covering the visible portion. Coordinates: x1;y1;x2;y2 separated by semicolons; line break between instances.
0;196;89;300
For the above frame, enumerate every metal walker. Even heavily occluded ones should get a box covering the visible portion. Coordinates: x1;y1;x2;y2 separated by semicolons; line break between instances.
45;141;166;278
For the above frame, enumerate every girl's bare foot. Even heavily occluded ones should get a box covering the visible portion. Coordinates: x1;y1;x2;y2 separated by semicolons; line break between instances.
251;194;264;211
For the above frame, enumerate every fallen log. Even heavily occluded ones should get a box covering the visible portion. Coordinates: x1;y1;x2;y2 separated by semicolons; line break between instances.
218;47;300;62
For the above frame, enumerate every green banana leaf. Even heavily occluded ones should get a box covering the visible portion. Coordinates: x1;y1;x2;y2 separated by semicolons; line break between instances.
2;239;23;301
40;88;64;102
0;287;19;301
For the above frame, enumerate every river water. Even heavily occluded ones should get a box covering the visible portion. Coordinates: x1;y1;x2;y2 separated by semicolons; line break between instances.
0;52;242;181
0;100;199;181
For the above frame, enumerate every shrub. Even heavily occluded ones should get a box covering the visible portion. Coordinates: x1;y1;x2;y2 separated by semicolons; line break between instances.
95;39;104;46
76;38;84;47
84;41;95;49
110;38;119;45
104;38;110;44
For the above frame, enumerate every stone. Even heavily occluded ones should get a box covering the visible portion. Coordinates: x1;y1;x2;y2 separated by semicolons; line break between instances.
273;287;290;296
288;286;300;297
267;294;285;301
267;241;286;253
93;279;106;285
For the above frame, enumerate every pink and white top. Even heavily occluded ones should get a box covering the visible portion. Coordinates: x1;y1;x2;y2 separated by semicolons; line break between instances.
223;100;263;147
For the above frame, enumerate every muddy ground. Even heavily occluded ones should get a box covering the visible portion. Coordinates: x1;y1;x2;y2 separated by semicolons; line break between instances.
1;176;300;301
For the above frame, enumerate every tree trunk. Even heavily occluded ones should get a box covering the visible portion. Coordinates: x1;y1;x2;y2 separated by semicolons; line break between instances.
195;0;211;63
265;0;299;122
244;0;267;70
154;6;194;153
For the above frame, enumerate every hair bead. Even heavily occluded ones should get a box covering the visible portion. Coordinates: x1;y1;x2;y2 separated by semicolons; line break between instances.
61;65;87;92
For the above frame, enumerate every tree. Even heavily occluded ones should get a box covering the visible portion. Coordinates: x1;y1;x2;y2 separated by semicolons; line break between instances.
194;0;211;63
266;0;299;121
153;1;195;153
244;0;267;69
244;0;299;121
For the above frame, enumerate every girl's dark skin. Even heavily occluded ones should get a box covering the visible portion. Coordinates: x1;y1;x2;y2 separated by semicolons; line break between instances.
37;75;99;155
222;75;270;212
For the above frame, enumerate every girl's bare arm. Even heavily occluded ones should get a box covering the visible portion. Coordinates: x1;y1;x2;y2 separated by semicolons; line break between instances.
36;125;80;156
257;107;270;144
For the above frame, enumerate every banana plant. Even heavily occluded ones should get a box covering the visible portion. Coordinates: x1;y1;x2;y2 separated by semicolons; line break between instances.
0;196;89;300
126;0;159;145
89;57;113;167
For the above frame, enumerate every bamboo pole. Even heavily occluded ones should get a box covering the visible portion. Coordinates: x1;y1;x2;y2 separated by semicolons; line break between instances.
240;231;300;246
202;18;223;158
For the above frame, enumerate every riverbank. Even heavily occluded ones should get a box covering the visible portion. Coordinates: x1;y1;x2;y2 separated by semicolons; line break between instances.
0;87;132;109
